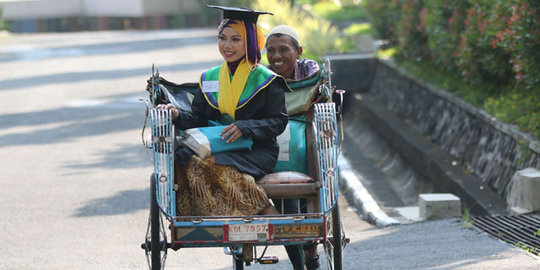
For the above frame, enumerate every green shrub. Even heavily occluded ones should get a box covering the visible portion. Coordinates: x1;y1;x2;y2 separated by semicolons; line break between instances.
364;0;401;45
295;0;316;4
252;0;346;61
366;0;540;137
376;47;396;59
343;23;371;35
365;0;429;59
496;0;540;91
394;0;429;62
423;0;469;72
311;1;367;21
485;91;540;134
457;0;514;95
482;0;540;136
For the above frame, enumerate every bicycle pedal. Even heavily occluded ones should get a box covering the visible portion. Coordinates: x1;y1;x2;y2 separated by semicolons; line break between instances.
258;256;279;264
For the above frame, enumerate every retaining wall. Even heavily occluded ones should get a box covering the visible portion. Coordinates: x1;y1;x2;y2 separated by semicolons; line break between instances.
330;55;540;204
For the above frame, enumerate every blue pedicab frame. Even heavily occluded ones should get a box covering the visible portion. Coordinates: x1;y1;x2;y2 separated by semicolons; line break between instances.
141;60;347;270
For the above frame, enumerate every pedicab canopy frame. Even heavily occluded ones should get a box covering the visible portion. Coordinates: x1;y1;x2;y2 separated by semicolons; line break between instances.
142;59;347;270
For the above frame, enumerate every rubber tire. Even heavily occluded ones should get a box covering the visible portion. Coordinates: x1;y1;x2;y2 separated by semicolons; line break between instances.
233;256;244;270
150;175;162;270
332;202;343;270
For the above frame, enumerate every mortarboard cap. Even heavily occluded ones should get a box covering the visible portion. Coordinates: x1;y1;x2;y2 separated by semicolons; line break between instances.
207;5;272;24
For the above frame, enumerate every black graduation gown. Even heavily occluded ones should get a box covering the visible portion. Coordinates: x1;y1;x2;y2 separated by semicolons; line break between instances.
173;75;289;180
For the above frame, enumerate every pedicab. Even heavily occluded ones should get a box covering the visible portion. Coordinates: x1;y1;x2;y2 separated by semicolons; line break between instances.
140;59;347;270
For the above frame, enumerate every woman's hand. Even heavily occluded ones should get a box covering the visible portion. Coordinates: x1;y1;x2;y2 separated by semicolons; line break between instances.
220;124;243;143
156;103;179;120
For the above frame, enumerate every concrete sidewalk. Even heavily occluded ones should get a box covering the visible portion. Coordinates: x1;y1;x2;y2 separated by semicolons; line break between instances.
338;156;540;269
342;215;540;269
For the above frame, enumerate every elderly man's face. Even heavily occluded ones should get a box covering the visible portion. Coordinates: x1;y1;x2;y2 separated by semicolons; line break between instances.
266;35;302;79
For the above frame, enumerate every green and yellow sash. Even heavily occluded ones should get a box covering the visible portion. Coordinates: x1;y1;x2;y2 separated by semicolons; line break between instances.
199;62;278;120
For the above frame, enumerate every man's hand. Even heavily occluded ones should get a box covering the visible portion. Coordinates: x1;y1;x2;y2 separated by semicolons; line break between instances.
220;124;243;143
156;103;179;120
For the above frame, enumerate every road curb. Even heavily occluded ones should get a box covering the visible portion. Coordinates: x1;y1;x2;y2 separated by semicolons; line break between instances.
338;156;400;227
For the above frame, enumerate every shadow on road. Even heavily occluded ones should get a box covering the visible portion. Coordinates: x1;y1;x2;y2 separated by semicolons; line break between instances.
0;89;162;147
0;60;221;91
0;35;216;63
63;143;151;170
0;108;142;147
73;187;149;217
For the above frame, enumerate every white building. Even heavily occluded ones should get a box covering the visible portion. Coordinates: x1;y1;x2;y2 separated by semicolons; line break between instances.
0;0;211;32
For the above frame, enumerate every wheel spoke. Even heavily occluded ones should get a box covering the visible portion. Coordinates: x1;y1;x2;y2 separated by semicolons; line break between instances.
324;239;336;270
144;211;152;269
159;213;168;267
323;203;344;270
147;175;168;270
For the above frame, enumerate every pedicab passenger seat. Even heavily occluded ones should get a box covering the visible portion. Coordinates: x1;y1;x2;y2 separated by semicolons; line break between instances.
257;70;325;201
256;171;319;198
151;73;326;201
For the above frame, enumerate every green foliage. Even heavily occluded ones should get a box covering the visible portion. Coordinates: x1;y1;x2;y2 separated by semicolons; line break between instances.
364;0;401;45
458;0;539;136
252;0;346;61
461;207;473;229
343;23;370;35
365;0;430;60
394;0;429;62
456;0;514;95
494;0;539;137
366;0;540;138
423;0;469;71
514;242;540;255
295;0;316;4
311;1;367;21
399;59;489;107
208;0;253;8
485;91;540;137
496;0;540;90
375;47;396;59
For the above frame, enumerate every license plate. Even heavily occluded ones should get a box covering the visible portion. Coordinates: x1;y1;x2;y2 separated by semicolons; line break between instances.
283;224;320;233
274;224;321;238
227;222;269;242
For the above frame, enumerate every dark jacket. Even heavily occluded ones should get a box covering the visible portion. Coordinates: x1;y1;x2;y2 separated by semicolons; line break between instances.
174;73;289;180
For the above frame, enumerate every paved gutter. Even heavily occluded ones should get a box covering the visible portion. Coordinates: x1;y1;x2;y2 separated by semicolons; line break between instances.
352;94;507;215
338;156;400;227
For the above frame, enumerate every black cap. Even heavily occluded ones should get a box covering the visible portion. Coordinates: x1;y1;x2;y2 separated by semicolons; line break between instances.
207;5;272;24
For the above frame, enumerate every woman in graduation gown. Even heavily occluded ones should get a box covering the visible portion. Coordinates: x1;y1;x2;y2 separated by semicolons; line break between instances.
157;6;288;217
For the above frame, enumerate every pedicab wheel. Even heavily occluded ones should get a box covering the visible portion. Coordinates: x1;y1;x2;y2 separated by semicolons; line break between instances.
233;256;244;270
324;201;343;270
147;175;167;269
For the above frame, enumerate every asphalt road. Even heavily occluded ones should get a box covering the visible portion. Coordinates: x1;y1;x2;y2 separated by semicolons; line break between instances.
0;29;538;270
